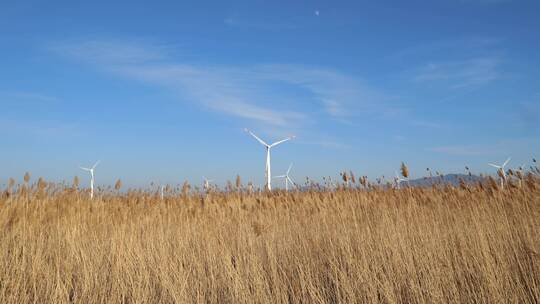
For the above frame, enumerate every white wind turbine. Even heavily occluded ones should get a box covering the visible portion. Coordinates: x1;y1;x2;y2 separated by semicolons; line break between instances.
274;163;296;191
245;129;295;191
160;185;165;200
203;176;213;191
394;171;407;190
488;157;511;189
79;160;100;199
327;176;337;190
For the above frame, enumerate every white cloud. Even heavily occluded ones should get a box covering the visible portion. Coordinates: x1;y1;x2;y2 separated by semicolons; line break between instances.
50;40;168;64
459;0;511;4
0;119;80;138
390;37;502;61
431;145;489;156
253;64;401;119
514;101;540;132
431;137;540;157
296;139;350;150
414;57;500;88
52;40;401;128
411;120;441;129
0;91;59;103
393;135;406;142
114;64;306;127
223;14;299;30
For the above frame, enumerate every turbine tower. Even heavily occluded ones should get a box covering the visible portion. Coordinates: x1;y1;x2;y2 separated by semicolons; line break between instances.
160;185;165;200
488;157;511;189
245;129;295;191
274;163;296;191
79;160;100;199
203;176;213;191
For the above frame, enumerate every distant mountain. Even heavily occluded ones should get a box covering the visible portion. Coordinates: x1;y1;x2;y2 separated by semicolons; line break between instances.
408;174;485;187
292;174;486;191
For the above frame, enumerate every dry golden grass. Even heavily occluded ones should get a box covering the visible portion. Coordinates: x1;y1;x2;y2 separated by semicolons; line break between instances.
0;180;539;303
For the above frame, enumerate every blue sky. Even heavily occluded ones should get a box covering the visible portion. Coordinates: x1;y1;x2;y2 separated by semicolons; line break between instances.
1;0;539;188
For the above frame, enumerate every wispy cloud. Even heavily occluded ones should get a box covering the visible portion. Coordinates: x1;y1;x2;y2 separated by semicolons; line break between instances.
392;37;503;93
50;40;168;64
0;119;80;138
459;0;511;4
514;101;540;132
414;57;500;88
431;145;489;156
390;37;502;61
411;120;442;129
0;91;59;103
51;40;401;128
253;64;402;120
431;137;540;157
223;15;299;30
393;135;406;142
296;139;350;150
114;64;307;127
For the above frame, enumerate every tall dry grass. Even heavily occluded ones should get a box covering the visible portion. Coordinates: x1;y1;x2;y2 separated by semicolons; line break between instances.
0;179;539;303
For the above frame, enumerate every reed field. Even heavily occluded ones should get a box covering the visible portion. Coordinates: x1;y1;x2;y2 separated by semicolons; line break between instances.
0;175;539;303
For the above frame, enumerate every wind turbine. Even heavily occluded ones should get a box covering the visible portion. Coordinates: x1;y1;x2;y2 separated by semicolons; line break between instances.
245;129;295;191
394;171;407;190
203;176;213;191
273;163;296;191
160;185;165;200
79;160;100;199
328;176;337;190
488;157;511;189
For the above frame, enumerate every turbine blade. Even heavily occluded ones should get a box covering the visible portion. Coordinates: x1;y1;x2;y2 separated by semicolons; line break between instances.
245;129;269;147
287;163;293;174
270;136;293;147
92;160;101;170
502;157;511;167
80;167;91;171
287;176;296;187
488;163;501;169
